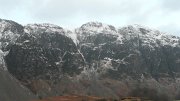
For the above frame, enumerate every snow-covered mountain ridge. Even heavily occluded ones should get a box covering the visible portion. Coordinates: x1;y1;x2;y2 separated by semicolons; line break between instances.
1;18;179;49
76;22;180;48
119;24;180;48
1;18;180;100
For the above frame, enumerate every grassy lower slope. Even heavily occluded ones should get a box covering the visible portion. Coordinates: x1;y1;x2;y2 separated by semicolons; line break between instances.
0;70;37;101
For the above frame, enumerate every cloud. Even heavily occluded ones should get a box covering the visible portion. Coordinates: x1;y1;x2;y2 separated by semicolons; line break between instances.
27;0;144;20
160;0;180;11
158;24;180;36
0;0;179;36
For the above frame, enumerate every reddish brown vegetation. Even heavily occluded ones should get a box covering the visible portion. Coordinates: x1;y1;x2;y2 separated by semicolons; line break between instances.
31;95;117;101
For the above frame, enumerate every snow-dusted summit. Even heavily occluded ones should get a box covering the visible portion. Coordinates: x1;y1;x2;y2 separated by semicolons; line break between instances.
119;24;180;49
1;19;180;99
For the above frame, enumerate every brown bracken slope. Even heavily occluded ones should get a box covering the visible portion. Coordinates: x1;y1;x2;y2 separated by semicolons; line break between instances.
31;95;117;101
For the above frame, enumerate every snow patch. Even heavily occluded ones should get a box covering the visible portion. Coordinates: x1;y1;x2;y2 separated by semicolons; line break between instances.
119;24;180;49
0;50;8;71
76;22;123;44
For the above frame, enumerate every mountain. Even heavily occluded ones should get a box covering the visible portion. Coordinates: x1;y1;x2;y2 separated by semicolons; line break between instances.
0;19;180;100
76;22;180;79
0;19;37;101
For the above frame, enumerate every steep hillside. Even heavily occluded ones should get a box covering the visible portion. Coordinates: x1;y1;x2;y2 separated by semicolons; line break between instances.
1;19;180;100
0;70;37;101
0;19;37;101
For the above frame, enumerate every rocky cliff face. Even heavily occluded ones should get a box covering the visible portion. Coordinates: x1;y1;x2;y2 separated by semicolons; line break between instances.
6;23;84;81
0;19;37;101
1;19;180;100
77;22;180;80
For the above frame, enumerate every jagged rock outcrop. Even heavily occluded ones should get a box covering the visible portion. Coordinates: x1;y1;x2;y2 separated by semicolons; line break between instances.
6;24;84;80
4;23;85;97
0;19;37;101
76;22;180;79
76;23;180;99
1;19;180;100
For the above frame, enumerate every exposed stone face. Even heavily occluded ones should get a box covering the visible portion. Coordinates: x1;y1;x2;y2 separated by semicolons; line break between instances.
1;19;180;100
0;19;37;101
0;19;24;51
75;23;180;99
5;30;84;82
76;23;180;80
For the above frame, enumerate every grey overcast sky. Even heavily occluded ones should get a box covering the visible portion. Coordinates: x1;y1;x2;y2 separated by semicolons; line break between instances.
0;0;180;36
